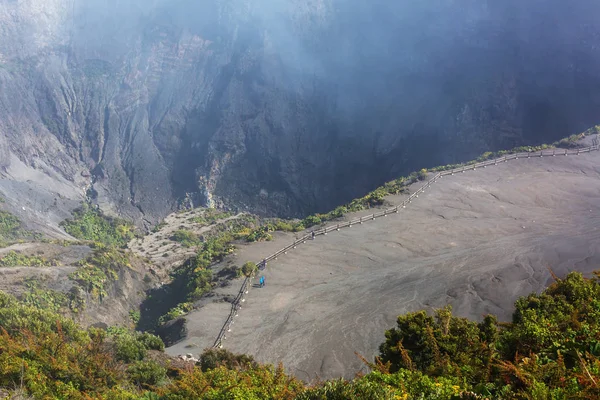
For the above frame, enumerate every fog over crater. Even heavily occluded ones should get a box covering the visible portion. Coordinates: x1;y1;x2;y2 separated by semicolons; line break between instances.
0;0;599;226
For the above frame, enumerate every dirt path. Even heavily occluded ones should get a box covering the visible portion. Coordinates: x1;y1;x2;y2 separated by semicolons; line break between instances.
167;150;600;380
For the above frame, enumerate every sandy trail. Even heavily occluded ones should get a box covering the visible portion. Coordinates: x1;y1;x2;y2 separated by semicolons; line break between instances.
167;150;600;380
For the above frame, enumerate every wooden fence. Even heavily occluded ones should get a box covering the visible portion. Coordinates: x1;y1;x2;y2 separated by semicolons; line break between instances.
212;144;600;348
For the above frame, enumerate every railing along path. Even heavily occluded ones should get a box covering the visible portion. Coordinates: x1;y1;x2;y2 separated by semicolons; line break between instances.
212;144;600;348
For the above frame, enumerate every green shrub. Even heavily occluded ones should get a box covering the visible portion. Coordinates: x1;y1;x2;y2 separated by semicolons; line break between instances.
271;219;296;232
245;226;273;242
199;348;257;372
171;229;201;247
21;280;69;313
302;214;322;228
0;210;37;244
2;266;600;399
0;211;21;241
129;310;141;324
0;251;52;267
241;261;257;277
127;361;167;388
112;331;164;363
60;203;135;247
69;247;130;301
379;306;495;384
158;302;194;325
378;271;600;399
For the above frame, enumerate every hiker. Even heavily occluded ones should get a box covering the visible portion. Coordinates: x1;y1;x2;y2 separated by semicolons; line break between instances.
259;276;265;287
312;231;315;240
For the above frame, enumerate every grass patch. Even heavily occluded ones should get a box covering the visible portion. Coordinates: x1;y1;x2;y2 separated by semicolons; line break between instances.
68;245;131;302
0;210;37;245
0;251;55;267
60;203;136;248
21;279;69;313
170;229;201;247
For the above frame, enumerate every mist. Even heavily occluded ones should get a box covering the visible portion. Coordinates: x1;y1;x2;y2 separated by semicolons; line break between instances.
1;0;600;220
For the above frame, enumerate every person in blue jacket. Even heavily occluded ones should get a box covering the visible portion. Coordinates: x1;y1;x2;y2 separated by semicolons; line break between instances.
259;276;265;287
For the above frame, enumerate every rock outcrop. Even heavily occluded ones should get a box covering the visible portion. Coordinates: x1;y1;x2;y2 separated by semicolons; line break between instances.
1;0;599;227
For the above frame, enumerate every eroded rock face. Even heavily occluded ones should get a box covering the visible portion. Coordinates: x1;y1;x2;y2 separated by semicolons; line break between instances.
0;0;599;226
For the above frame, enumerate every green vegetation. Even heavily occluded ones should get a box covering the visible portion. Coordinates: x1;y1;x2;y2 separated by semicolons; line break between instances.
245;225;273;242
21;279;71;313
60;203;136;247
129;310;141;324
158;302;194;325
0;250;54;267
0;210;37;247
241;261;257;277
379;270;600;399
0;211;19;239
2;269;600;398
170;229;201;247
110;328;165;363
69;246;131;301
127;360;167;388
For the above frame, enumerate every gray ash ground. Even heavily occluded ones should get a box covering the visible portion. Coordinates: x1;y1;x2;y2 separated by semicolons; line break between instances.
167;150;600;380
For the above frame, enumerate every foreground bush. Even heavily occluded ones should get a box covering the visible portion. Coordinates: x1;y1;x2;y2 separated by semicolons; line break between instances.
380;271;600;399
2;269;600;399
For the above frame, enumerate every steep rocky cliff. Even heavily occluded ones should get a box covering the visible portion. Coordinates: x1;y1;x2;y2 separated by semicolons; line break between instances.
1;0;599;228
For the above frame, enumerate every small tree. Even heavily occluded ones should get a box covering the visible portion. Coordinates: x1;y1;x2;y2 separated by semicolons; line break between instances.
302;214;322;228
241;262;257;277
